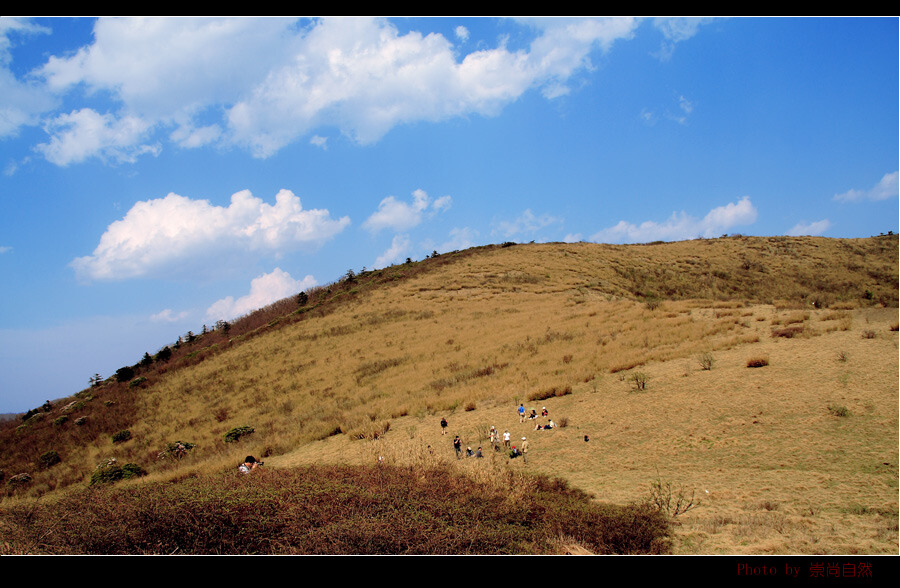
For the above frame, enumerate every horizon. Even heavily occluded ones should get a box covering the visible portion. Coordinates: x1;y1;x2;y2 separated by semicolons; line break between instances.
0;17;897;413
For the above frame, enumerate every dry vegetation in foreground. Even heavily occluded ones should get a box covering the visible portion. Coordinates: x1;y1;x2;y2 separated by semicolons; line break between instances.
0;464;669;555
0;235;896;555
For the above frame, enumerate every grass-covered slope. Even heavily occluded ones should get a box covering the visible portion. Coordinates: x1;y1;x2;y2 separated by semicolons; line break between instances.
1;235;897;554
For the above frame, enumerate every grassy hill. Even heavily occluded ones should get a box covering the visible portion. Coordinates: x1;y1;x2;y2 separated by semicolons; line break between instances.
1;235;897;554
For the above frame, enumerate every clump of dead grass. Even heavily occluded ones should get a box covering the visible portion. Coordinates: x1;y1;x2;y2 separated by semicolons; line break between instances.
746;356;769;368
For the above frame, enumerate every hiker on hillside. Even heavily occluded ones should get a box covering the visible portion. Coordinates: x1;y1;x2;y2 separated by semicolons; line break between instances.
529;409;538;420
541;407;548;417
238;456;262;474
503;429;511;449
475;446;484;458
440;417;448;435
517;404;526;422
489;426;498;449
453;435;462;459
521;437;529;464
466;446;475;458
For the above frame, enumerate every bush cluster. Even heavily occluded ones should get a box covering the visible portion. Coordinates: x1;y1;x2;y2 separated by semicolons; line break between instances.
1;465;670;555
224;426;255;444
89;461;146;486
112;430;132;444
39;451;61;469
157;441;196;460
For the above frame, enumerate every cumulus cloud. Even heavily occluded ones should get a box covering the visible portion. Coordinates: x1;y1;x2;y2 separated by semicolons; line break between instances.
0;18;55;139
787;219;831;237
169;123;222;149
374;234;412;269
37;108;161;166
29;18;299;163
206;268;317;321
39;18;296;120
71;189;350;281
0;245;12;254
590;196;758;244
492;209;562;238
362;189;451;234
226;17;639;154
17;18;649;163
525;17;639;98
833;171;898;203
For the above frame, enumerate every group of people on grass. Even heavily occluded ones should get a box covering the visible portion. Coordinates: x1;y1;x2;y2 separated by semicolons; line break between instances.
444;402;559;465
239;402;558;474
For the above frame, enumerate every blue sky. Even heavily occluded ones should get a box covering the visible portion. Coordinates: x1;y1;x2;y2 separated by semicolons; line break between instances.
0;17;897;413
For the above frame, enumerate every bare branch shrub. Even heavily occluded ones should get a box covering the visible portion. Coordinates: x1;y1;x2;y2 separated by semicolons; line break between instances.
647;476;700;517
630;372;648;391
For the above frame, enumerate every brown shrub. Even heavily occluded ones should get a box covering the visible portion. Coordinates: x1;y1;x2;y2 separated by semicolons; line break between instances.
746;356;769;368
771;325;804;338
528;385;572;402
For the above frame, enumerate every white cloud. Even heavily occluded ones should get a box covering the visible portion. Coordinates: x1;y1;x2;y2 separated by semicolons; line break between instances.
833;171;898;203
374;234;412;269
207;268;317;321
455;26;469;42
362;188;451;234
150;308;189;323
36;109;161;166
0;18;51;58
0;245;11;254
492;209;563;238
525;17;638;98
653;17;715;61
33;17;296;163
71;189;350;281
169;123;222;149
39;18;296;120
22;18;647;162
309;135;327;149
0;19;55;139
432;195;452;212
664;93;694;125
787;219;831;237
228;17;639;155
440;227;479;252
590;196;758;244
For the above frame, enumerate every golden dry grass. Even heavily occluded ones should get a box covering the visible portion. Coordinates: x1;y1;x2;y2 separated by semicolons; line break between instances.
2;236;896;554
272;306;898;555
